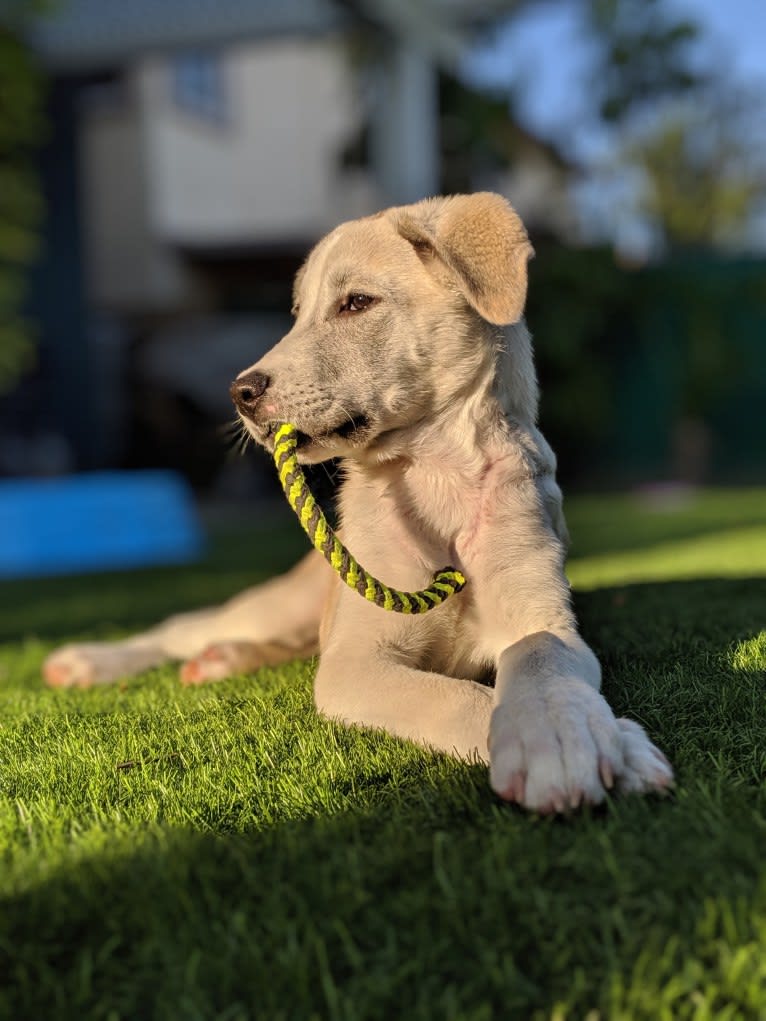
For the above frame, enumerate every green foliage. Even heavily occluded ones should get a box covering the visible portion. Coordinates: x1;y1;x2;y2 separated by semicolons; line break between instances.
586;0;702;124
529;247;766;483
627;105;766;250
585;0;766;253
1;495;765;1018
527;244;634;480
529;245;628;435
0;11;46;392
439;74;530;196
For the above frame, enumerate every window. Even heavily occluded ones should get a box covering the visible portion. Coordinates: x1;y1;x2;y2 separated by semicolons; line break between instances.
172;51;227;123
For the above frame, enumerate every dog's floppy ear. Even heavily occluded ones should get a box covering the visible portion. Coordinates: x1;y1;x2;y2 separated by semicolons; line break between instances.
395;192;534;326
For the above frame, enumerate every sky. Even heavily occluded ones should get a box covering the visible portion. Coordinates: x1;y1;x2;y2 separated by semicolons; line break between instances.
463;0;766;251
466;0;766;159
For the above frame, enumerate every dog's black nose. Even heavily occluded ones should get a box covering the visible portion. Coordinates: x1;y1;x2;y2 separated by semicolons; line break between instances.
230;371;270;413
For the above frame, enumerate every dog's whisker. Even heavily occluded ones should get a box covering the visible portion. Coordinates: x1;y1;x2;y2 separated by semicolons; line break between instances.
317;458;341;493
234;423;253;455
337;403;361;434
218;418;244;437
218;417;255;459
238;430;253;456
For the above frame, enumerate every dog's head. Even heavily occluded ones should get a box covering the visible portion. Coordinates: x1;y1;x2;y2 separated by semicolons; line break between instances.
231;192;533;463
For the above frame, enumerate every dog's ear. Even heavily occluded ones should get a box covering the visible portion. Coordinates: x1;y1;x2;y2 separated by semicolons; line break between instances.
394;193;534;326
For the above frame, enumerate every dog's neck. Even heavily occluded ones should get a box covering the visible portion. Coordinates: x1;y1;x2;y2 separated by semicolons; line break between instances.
494;319;539;426
341;320;545;548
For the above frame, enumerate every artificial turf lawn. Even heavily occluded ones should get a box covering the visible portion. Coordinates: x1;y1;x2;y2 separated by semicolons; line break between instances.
1;489;765;1020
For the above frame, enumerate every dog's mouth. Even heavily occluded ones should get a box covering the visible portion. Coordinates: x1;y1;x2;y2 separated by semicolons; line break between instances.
257;414;372;453
327;414;371;443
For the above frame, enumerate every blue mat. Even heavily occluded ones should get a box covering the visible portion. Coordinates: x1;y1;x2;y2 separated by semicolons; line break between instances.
0;471;205;578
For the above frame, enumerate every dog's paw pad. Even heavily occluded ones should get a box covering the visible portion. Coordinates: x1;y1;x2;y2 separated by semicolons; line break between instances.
615;718;674;794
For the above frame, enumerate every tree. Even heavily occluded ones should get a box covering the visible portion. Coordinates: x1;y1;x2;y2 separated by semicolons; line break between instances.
626;96;766;250
0;2;46;391
586;0;702;125
585;0;766;253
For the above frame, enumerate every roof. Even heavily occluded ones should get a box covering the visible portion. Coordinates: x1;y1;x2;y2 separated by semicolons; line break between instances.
29;0;346;72
29;0;518;73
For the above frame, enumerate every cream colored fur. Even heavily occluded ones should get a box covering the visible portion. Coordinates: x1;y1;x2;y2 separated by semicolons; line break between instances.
44;193;673;813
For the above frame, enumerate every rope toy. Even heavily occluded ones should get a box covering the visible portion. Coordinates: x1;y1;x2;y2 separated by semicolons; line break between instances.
273;423;466;613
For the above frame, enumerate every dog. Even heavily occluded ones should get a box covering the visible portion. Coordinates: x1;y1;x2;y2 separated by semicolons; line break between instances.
43;193;673;813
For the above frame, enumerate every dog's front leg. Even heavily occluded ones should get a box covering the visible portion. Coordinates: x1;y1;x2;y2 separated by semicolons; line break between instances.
473;498;674;813
44;550;330;688
314;638;493;762
490;631;674;812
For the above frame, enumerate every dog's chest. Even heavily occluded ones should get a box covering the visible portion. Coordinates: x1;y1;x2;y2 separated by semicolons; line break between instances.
340;466;469;578
336;469;497;681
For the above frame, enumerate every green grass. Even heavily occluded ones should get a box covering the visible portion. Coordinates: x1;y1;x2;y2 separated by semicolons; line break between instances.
1;489;765;1020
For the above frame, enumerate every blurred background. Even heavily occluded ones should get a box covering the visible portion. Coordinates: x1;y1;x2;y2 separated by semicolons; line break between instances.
1;0;765;575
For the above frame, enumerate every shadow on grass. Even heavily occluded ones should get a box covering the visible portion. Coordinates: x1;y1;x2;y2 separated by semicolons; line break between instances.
2;772;764;1020
1;578;765;1018
575;575;766;687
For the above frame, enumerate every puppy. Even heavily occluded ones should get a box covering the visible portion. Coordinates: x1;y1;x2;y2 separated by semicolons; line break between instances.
44;193;673;812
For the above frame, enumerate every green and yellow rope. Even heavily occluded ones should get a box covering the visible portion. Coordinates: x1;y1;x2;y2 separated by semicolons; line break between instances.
273;423;466;613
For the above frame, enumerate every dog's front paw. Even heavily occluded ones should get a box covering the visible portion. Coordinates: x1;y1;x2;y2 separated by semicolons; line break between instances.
489;678;623;813
488;679;673;814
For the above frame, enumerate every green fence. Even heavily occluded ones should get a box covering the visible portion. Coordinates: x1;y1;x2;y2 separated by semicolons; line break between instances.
529;248;766;487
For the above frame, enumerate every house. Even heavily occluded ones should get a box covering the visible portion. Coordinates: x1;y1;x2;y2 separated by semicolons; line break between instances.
13;0;578;487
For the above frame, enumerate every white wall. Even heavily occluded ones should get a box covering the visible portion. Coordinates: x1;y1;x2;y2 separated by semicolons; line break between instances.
79;36;381;309
142;37;380;245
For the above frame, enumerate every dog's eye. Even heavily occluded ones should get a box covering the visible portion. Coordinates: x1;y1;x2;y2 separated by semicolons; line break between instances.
341;293;375;314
